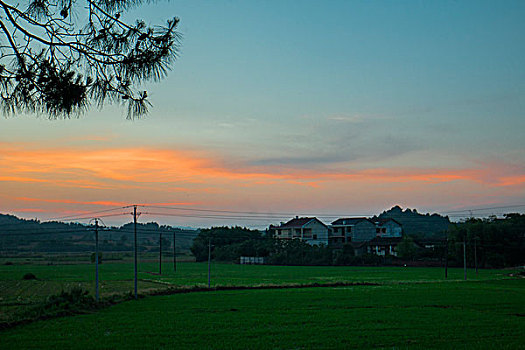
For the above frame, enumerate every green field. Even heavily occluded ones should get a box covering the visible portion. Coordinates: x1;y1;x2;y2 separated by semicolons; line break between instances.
1;278;524;349
1;261;524;348
0;260;510;314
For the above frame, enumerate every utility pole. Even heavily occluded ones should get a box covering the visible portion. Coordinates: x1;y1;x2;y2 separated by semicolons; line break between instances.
159;232;162;275
444;237;448;279
95;219;99;302
474;237;478;275
173;231;177;272
208;238;212;288
463;238;467;281
133;205;138;299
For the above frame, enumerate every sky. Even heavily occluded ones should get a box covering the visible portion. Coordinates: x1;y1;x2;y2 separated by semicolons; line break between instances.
1;0;524;227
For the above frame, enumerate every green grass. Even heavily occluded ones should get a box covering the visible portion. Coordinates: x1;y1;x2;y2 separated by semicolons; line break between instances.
0;260;510;285
0;261;516;324
1;278;524;349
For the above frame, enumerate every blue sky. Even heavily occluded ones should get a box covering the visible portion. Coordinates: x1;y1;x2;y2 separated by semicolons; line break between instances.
1;0;524;226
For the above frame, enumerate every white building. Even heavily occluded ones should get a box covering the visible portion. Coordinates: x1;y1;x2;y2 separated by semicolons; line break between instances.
273;217;329;246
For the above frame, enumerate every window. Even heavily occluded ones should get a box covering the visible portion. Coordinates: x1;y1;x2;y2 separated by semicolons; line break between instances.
376;228;380;233
382;228;386;233
346;227;352;233
313;234;317;240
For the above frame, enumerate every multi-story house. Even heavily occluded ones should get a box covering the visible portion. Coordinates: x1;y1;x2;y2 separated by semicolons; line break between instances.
272;217;329;246
329;218;377;248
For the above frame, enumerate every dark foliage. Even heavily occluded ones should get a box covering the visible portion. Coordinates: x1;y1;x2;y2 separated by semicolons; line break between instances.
447;214;525;268
22;272;37;280
191;226;265;262
267;239;332;266
0;0;181;118
23;287;98;321
0;213;198;254
377;205;450;237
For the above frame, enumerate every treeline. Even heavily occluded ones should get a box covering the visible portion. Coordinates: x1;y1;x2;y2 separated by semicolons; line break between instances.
376;205;450;237
0;214;198;254
191;227;385;266
446;214;525;268
192;215;525;268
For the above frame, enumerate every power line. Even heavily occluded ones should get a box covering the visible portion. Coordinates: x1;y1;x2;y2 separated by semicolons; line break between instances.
441;204;525;214
50;212;130;222
141;211;296;221
45;206;133;221
139;204;369;218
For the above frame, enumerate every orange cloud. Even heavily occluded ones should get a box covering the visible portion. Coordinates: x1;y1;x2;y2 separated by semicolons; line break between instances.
496;175;525;187
15;197;130;207
1;142;523;188
1;141;524;222
12;208;46;213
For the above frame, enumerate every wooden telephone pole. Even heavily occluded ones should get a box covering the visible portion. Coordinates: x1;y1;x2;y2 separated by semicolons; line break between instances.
133;205;138;299
95;219;99;302
159;232;162;275
173;231;177;272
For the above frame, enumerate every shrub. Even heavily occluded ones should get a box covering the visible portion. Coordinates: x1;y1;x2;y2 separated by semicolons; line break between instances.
3;261;13;265
22;273;37;280
44;287;95;311
23;287;98;321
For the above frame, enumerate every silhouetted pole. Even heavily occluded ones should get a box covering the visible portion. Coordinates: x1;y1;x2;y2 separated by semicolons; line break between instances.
208;238;212;288
95;219;99;302
463;238;467;281
159;232;162;275
444;237;448;279
133;205;138;299
173;231;177;272
474;237;478;275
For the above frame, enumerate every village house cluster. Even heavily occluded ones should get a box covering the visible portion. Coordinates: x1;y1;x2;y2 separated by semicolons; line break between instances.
269;217;403;256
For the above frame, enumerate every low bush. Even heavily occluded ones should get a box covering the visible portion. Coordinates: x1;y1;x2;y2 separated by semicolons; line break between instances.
22;273;37;280
24;287;99;321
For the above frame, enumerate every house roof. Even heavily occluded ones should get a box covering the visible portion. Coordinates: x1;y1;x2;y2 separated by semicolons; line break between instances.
331;217;372;226
373;218;402;226
276;217;327;229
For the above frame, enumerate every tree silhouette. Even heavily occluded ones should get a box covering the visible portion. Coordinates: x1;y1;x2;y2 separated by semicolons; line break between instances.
0;0;181;119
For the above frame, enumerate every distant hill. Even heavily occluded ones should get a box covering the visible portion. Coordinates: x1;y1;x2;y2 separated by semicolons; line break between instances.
0;213;198;254
375;206;450;238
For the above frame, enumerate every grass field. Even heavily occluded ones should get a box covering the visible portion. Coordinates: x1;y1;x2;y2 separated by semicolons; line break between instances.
1;261;524;348
0;260;511;310
1;278;524;349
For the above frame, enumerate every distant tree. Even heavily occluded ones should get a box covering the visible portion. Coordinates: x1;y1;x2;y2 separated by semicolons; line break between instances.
0;0;181;119
396;235;417;259
377;206;450;237
447;215;525;268
190;226;264;262
333;243;355;265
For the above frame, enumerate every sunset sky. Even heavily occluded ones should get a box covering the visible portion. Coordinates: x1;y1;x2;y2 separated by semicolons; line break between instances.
1;0;524;227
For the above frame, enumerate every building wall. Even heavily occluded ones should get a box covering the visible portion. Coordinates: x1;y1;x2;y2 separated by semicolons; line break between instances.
380;221;403;237
352;220;377;242
368;244;398;256
277;228;292;239
304;220;329;245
